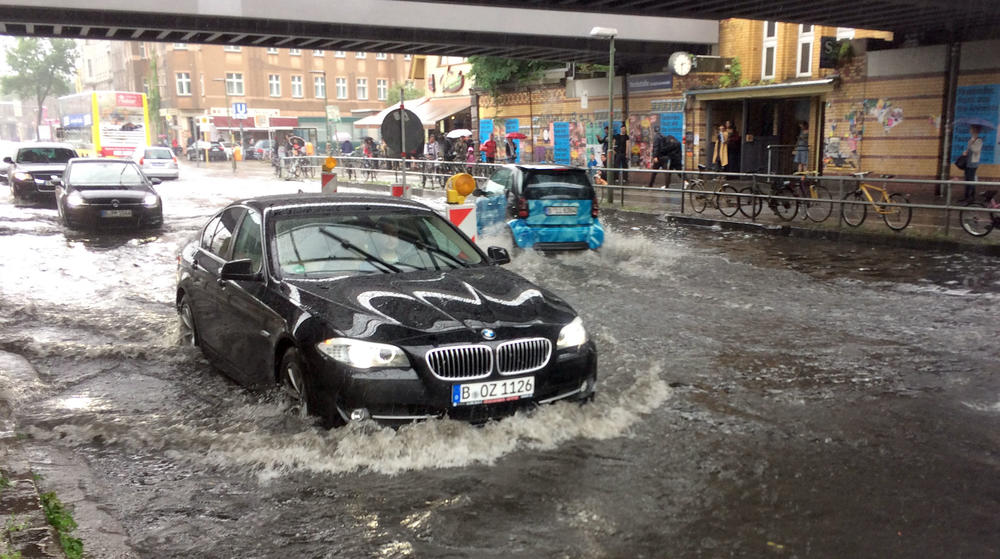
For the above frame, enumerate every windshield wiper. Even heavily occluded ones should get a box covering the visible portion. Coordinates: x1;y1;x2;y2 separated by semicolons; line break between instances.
318;227;402;274
400;236;470;268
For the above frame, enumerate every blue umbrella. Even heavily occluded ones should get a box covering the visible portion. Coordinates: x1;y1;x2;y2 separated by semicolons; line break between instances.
954;117;997;130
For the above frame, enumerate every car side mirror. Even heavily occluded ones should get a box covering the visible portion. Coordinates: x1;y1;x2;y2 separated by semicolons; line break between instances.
52;178;62;186
150;177;162;185
472;188;486;197
220;259;260;281
2;157;11;164
487;246;511;265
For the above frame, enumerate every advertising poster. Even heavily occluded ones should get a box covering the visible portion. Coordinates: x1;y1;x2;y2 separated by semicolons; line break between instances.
479;118;494;162
659;112;684;141
553;122;571;165
97;91;148;157
951;84;999;165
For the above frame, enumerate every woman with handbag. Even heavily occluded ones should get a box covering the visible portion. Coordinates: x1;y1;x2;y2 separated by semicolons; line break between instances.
960;125;983;201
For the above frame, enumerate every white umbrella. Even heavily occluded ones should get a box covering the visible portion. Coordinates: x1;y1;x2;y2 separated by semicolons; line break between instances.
446;128;472;139
333;131;353;142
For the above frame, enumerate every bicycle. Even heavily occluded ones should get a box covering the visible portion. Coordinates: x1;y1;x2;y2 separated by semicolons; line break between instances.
736;173;798;221
841;172;912;231
791;170;833;222
959;190;1000;237
684;164;739;217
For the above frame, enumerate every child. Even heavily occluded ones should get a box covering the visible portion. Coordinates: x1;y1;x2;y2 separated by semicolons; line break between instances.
587;150;599;179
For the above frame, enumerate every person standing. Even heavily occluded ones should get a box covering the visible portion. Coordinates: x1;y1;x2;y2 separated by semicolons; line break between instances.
961;124;984;201
725;120;741;172
648;127;669;187
612;122;629;184
794;121;809;173
482;134;497;163
712;123;728;171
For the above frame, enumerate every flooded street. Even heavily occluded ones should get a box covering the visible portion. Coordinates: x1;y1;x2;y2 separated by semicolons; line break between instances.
1;163;998;558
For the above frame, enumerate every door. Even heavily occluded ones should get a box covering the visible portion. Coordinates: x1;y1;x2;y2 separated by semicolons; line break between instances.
192;207;244;361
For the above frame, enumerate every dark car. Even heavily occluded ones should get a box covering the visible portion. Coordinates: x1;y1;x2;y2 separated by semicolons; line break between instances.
475;164;604;251
187;140;228;162
248;139;274;160
175;194;597;427
4;143;79;203
55;158;163;230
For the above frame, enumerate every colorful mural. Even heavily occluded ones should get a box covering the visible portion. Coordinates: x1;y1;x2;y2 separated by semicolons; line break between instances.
825;100;865;170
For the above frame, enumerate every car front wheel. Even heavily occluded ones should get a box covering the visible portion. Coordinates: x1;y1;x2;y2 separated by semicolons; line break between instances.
178;295;199;346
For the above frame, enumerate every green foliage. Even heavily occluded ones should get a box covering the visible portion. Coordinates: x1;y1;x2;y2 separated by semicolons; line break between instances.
468;56;561;98
1;551;23;559
39;491;83;559
0;474;9;490
148;57;162;138
1;38;77;140
717;57;743;88
836;40;855;66
5;515;26;533
385;82;425;107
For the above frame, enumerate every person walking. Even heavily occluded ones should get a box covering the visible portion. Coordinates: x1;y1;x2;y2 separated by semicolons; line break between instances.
961;124;984;201
794;121;809;173
482;134;497;163
648;128;669;187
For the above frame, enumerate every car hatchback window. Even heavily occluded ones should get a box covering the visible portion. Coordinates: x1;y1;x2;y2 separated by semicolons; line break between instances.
66;161;146;187
145;148;173;159
524;170;593;200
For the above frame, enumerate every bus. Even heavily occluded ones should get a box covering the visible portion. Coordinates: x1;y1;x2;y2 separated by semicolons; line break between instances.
57;91;151;157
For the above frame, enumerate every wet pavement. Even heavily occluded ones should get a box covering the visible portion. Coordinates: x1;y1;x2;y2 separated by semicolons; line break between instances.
1;160;998;558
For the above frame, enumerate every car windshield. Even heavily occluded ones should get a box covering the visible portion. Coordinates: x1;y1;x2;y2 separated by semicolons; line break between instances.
524;170;594;200
67;161;146;187
272;208;483;278
16;147;77;164
145;148;173;159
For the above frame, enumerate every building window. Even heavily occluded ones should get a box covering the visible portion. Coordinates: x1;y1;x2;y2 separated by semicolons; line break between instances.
375;52;387;60
225;72;244;96
356;77;368;100
223;45;241;52
334;51;346;58
291;75;304;98
268;74;281;97
762;21;778;80
142;78;149;95
796;24;814;77
267;47;279;54
289;49;301;56
313;50;324;57
336;77;347;99
176;72;191;95
314;75;326;98
836;27;855;40
356;51;366;59
173;43;187;49
377;78;388;101
403;54;412;60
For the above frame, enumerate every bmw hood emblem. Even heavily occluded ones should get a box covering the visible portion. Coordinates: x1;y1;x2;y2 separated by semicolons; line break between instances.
481;328;496;340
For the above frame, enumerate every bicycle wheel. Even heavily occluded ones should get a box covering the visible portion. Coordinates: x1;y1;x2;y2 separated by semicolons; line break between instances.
960;203;995;237
738;186;762;218
303;163;315;179
770;186;798;221
841;190;867;227
881;192;912;231
687;179;707;213
717;184;740;217
804;184;833;222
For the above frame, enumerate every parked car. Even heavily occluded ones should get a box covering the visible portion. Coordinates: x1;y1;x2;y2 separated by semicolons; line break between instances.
187;140;228;162
248;139;274;160
220;142;235;160
132;145;179;180
3;142;79;203
175;193;597;428
475;164;604;251
55;158;163;230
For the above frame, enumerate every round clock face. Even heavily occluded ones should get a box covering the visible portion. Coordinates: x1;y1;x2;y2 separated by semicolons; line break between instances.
672;53;692;76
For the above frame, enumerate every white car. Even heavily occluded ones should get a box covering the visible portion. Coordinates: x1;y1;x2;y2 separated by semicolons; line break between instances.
133;146;179;180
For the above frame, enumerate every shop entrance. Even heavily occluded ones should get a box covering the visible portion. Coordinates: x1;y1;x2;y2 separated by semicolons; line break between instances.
705;97;814;174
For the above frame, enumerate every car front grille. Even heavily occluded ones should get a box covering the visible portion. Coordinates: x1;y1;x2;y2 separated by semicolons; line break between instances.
497;338;552;375
425;345;492;381
425;338;553;380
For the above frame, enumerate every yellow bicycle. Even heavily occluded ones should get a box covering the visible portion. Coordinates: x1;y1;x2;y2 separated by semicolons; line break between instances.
841;171;912;231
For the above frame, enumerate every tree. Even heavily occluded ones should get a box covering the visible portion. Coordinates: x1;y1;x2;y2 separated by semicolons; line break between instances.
468;56;561;99
1;38;77;140
385;82;425;107
148;56;162;139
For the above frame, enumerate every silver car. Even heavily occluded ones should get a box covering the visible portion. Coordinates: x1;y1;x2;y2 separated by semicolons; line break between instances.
133;146;179;180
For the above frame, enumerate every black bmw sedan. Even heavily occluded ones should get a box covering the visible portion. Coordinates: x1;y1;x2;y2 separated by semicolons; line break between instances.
55;158;163;230
176;194;597;427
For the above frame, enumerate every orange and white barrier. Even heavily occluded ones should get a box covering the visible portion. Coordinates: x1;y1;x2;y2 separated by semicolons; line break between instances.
446;202;477;243
391;183;411;198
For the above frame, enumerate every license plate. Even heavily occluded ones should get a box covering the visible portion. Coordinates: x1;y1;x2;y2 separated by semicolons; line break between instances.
100;209;133;218
452;376;535;406
545;205;577;216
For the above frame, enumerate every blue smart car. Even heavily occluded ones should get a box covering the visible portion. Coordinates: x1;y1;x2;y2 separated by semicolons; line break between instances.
474;164;604;251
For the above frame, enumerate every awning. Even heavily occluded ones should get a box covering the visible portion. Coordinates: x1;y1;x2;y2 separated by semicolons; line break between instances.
690;78;837;101
354;96;472;129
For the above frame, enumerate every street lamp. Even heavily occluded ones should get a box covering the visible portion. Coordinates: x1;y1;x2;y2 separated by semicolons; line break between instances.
212;77;236;171
310;69;331;155
590;26;617;200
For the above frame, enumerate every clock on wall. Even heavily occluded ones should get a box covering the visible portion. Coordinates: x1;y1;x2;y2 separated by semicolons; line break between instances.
668;51;694;76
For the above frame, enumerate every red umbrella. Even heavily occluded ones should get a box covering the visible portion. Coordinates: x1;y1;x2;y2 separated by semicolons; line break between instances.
506;132;527;140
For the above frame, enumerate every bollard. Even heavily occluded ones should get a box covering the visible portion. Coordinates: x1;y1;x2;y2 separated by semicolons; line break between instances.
321;156;338;194
391;183;411;198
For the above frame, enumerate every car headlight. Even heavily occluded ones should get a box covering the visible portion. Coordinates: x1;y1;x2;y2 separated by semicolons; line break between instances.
556;317;588;349
66;191;85;207
143;193;160;207
317;338;410;369
13;171;31;181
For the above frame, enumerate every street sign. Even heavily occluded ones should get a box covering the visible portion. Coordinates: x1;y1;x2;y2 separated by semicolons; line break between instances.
326;105;341;122
233;102;248;118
